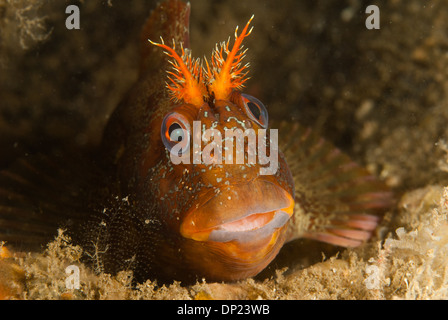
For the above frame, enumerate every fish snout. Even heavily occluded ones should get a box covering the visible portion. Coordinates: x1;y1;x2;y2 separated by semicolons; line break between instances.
180;180;295;244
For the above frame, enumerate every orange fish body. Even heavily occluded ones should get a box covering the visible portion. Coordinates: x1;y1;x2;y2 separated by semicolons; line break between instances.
0;0;393;284
100;1;295;282
97;0;393;282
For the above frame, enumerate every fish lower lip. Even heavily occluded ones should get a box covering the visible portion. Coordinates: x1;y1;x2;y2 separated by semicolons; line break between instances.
180;179;295;242
207;210;290;243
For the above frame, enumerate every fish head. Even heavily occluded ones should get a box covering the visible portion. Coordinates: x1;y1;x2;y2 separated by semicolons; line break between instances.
149;16;295;281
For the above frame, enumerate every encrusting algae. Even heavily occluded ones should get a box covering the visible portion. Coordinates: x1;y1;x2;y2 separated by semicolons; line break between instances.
1;0;448;300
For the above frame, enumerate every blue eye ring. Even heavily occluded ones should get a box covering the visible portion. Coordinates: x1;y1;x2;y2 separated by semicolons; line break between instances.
161;112;191;155
241;93;268;128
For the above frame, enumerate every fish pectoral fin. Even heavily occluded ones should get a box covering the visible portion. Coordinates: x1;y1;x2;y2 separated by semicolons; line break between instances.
0;151;104;251
275;120;394;245
302;213;381;248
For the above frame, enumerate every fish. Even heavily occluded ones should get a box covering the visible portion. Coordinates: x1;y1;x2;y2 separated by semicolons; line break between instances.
0;0;393;285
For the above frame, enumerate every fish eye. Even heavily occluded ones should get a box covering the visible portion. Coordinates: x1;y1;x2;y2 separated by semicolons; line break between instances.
241;93;268;128
161;112;191;155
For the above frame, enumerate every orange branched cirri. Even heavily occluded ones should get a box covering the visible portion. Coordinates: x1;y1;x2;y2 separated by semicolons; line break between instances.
149;14;254;106
205;14;254;100
148;38;206;106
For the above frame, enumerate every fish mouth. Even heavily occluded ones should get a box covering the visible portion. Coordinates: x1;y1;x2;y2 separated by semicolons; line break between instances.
180;179;295;243
207;210;291;243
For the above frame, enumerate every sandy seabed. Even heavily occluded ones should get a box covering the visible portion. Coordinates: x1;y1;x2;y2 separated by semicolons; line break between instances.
1;0;448;299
